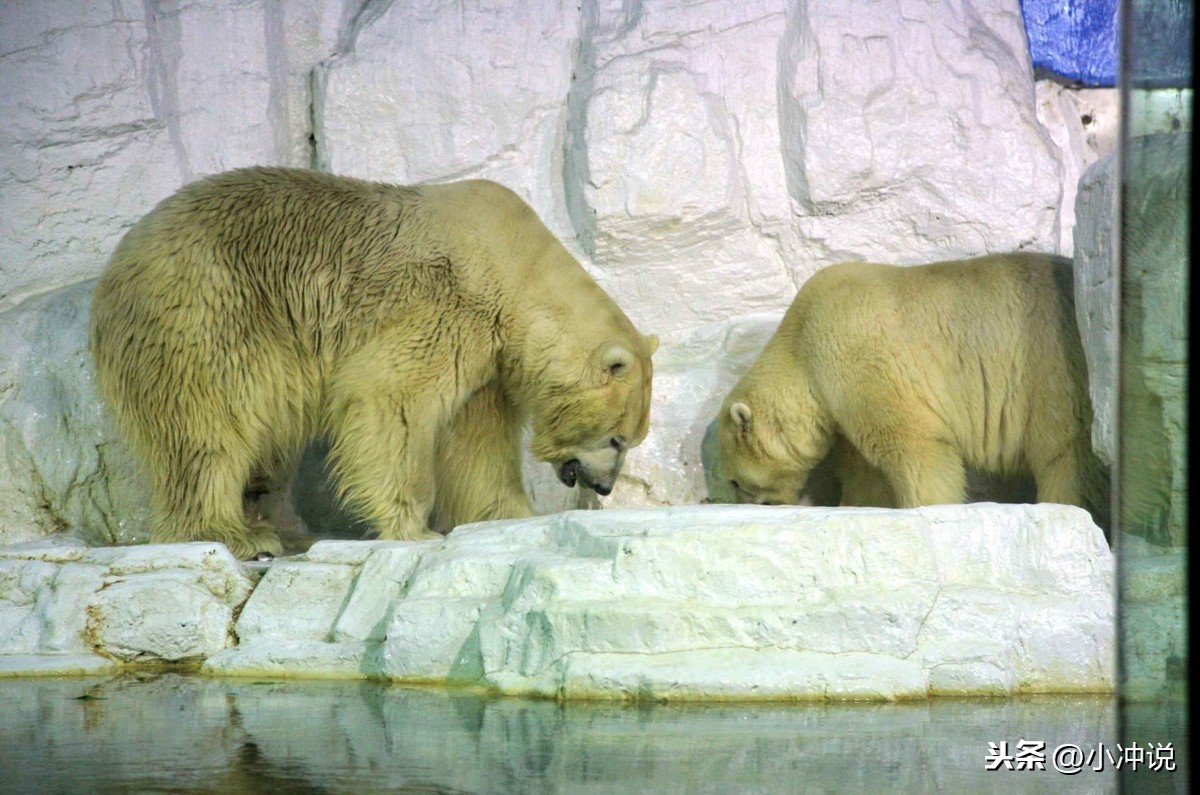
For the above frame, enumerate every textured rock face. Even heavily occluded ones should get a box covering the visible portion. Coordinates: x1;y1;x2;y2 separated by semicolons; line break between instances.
0;539;254;667
0;2;176;306
1072;155;1119;466
0;0;1120;548
3;1;1108;328
0;281;151;547
1;505;1114;700
214;504;1115;700
313;0;1084;337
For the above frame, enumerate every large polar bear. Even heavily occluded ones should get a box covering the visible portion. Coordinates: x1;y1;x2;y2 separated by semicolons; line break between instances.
90;167;657;559
718;252;1109;531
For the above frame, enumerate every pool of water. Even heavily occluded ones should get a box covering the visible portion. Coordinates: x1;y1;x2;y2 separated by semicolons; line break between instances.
0;672;1149;793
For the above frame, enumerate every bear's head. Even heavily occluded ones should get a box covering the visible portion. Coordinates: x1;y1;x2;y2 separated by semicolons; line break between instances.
717;397;833;505
529;334;658;496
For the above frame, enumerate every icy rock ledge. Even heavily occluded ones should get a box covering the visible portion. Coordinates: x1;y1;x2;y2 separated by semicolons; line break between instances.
0;539;256;673
1;505;1114;701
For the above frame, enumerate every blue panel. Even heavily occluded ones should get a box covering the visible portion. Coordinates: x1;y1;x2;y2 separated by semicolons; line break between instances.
1019;0;1119;86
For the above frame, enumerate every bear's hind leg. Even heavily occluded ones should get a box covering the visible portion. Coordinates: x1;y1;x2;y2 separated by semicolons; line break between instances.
151;443;283;559
244;459;313;555
432;382;534;531
1032;442;1112;540
1031;439;1088;509
1034;460;1082;507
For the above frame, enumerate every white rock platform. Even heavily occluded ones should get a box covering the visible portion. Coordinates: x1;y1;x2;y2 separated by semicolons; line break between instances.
0;504;1115;702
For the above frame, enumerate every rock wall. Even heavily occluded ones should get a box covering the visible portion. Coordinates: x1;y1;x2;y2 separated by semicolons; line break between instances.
0;282;152;547
2;0;1110;326
0;0;1121;547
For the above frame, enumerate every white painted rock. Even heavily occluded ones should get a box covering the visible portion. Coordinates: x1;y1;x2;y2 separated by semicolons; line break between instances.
3;0;1114;345
314;0;577;219
0;2;180;308
1072;154;1119;466
0;281;152;548
0;2;341;309
0;538;255;665
305;0;1104;340
574;0;1067;337
1036;84;1120;254
205;504;1114;701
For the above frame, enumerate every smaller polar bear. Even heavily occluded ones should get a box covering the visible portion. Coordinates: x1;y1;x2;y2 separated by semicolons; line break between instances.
718;252;1108;531
89;167;657;559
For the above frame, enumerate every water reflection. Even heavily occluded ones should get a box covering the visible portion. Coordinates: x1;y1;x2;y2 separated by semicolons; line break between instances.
0;672;1127;794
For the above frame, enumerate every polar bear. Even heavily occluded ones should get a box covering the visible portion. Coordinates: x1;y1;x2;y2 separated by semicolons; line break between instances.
90;167;657;559
717;252;1108;531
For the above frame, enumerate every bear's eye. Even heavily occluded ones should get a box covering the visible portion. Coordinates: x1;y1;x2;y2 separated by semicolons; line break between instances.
729;480;740;491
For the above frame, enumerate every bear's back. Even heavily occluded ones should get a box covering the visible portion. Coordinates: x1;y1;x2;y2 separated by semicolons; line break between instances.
138;167;422;280
900;253;1078;371
790;252;1074;356
94;168;458;353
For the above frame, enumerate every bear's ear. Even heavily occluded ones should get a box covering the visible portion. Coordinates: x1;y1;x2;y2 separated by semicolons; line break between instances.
600;345;636;379
644;334;659;356
730;402;753;435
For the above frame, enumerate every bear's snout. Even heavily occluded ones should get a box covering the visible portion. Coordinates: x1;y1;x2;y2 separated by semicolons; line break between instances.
556;457;618;495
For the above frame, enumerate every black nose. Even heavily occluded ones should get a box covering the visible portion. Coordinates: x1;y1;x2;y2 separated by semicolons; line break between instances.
589;480;613;497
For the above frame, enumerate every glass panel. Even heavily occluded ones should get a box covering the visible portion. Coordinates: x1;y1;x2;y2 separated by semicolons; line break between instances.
1117;0;1191;790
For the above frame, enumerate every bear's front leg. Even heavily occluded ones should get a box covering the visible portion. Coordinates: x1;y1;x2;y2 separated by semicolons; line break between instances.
1030;440;1088;508
841;398;966;508
831;437;897;507
325;397;444;541
877;437;968;508
849;420;966;508
324;370;449;543
432;382;534;528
